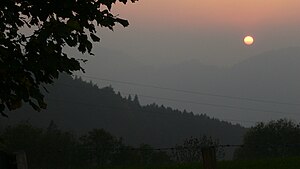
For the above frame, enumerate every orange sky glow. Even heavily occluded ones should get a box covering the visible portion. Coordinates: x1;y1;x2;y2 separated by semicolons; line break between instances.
96;0;300;67
114;0;300;31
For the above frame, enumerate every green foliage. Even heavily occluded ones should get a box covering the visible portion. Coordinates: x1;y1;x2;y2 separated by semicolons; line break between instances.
111;144;171;166
0;122;173;168
79;128;124;166
1;122;78;169
219;157;300;169
234;119;300;159
172;136;224;163
3;121;300;169
1;123;43;153
0;0;138;116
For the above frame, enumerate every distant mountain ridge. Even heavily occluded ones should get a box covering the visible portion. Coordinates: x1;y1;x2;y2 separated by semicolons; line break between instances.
76;47;300;124
2;47;299;159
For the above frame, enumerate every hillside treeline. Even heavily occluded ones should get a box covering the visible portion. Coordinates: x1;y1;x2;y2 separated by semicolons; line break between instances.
3;75;246;149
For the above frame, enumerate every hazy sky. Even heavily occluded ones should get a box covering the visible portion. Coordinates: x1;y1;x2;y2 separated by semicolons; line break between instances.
75;1;300;126
89;0;300;66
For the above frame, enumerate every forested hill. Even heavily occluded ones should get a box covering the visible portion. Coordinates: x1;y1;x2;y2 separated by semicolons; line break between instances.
2;74;246;148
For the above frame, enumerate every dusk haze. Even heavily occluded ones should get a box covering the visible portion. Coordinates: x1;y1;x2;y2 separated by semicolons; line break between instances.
1;0;300;168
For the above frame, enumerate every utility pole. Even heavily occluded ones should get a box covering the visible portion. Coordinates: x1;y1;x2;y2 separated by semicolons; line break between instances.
201;146;217;169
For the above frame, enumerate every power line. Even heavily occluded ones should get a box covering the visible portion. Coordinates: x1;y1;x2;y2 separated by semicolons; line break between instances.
122;92;295;116
53;82;297;117
46;93;288;126
220;119;258;124
79;75;300;107
43;143;300;152
47;97;259;125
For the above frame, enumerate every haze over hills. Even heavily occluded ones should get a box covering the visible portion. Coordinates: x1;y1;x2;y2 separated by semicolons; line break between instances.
2;46;299;159
2;46;300;133
1;75;246;151
76;47;300;126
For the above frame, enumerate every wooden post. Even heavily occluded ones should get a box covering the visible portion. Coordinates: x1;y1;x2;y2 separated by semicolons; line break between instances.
201;147;217;169
15;151;28;169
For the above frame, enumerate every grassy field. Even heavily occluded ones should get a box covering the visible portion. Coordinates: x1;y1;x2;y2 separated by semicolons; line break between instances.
219;157;300;169
94;157;300;169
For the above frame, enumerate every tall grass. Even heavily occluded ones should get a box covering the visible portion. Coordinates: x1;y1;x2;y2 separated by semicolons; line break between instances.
87;157;300;169
219;156;300;169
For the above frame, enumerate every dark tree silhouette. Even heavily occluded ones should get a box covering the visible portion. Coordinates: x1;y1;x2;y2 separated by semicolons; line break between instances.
234;119;300;159
1;122;78;169
79;128;123;166
0;0;138;116
172;136;224;163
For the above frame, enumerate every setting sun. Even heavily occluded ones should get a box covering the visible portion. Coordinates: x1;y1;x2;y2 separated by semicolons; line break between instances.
244;36;254;46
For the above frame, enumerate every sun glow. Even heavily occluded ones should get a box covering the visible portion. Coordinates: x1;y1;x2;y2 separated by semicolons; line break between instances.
244;36;254;46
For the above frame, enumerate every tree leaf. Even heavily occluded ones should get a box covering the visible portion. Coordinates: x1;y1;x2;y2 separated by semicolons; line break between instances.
29;100;41;112
67;19;82;31
0;0;137;116
116;18;129;27
90;33;100;42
